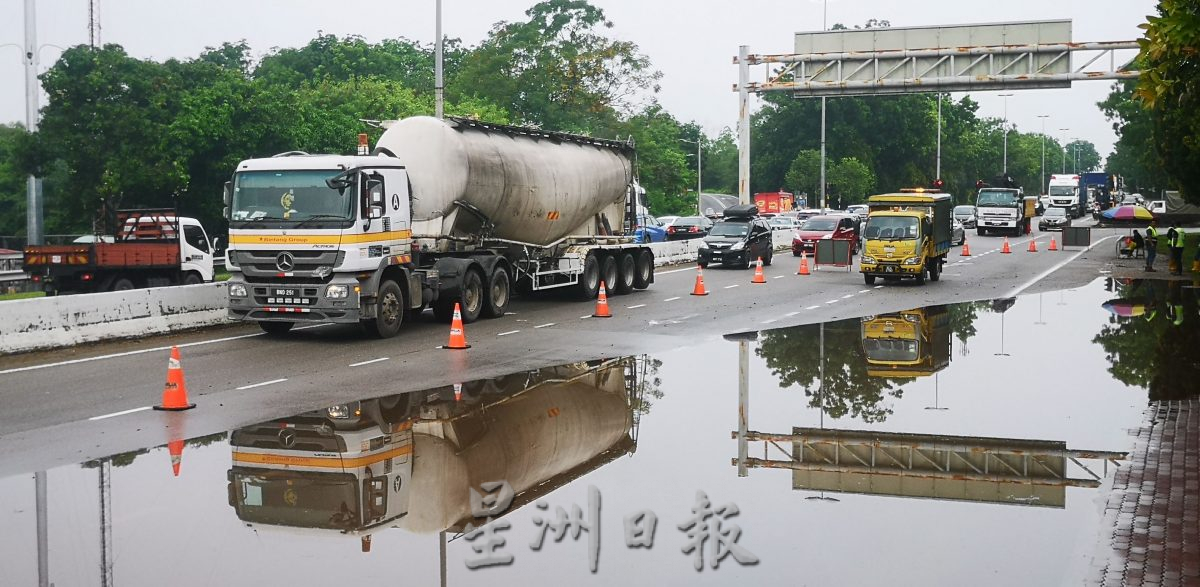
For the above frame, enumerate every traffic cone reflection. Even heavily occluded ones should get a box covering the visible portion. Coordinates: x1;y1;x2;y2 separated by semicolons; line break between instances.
593;281;613;318
797;252;811;275
1049;237;1058;251
752;258;767;284
1028;238;1038;252
454;383;463;402
443;303;471;349
1001;237;1012;254
168;438;185;477
1192;259;1200;272
691;266;709;296
154;346;195;411
961;242;971;256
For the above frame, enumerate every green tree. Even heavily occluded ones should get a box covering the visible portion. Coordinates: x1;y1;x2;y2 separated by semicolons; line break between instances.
1063;140;1101;173
1100;77;1170;193
1134;0;1200;202
701;128;738;195
621;104;694;216
828;156;875;206
255;34;465;93
784;149;821;198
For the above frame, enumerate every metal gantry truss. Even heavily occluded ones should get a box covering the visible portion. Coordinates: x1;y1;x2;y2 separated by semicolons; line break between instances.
732;427;1128;507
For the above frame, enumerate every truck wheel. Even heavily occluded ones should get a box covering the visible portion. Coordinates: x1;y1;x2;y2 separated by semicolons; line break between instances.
615;252;636;294
915;268;926;285
864;274;876;285
363;280;404;338
111;277;135;291
459;268;485;323
976;227;985;237
573;253;600;300
482;265;511;318
930;261;941;282
633;250;654;290
763;249;773;266
259;321;294;336
183;273;203;286
600;255;618;294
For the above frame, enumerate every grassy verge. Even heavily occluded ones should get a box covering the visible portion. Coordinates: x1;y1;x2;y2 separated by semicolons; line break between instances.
0;290;45;301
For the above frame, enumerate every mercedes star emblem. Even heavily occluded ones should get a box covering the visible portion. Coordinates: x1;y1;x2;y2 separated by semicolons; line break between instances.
276;251;295;272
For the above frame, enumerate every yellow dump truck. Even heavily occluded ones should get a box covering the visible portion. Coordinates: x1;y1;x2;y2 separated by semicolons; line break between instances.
860;306;952;378
859;191;953;285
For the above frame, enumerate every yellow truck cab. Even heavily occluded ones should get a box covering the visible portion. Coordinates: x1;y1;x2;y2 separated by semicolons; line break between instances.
859;191;953;285
860;306;952;378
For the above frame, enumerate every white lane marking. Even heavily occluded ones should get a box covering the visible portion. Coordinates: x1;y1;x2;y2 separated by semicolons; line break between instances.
497;330;520;336
785;311;801;317
0;323;333;376
825;300;839;304
236;378;287;390
1005;235;1117;298
858;289;871;293
841;294;854;299
88;406;151;421
805;305;820;310
874;285;884;289
580;315;592;319
663;297;681;302
724;284;740;289
773;275;785;279
761;319;778;324
626;304;647;309
656;266;696;275
349;357;389;367
534;323;555;329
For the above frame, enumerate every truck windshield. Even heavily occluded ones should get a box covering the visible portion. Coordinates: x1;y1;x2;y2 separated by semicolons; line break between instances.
863;338;920;362
1048;186;1076;197
976;190;1019;207
232;170;353;224
863;217;919;240
230;472;361;530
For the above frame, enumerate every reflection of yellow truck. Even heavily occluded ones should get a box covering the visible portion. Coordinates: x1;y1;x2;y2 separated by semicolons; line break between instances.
860;306;951;378
859;191;953;286
226;358;642;546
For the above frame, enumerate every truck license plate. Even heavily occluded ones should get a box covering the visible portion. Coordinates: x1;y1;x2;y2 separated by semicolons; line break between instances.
274;288;298;297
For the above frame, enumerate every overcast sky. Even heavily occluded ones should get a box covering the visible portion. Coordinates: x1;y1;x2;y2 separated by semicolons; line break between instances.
0;0;1154;163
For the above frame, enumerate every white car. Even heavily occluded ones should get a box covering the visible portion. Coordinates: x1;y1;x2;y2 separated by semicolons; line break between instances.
657;215;680;227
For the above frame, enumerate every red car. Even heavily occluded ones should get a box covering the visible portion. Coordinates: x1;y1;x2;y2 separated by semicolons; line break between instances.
791;214;859;256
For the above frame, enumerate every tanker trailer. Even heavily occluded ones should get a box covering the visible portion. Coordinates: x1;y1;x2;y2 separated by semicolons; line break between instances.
224;116;654;338
226;357;641;546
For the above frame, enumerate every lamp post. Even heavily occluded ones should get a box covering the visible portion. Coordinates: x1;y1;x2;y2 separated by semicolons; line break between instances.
998;93;1013;173
434;0;443;120
1059;129;1070;173
680;138;702;215
936;94;942;180
1037;115;1049;194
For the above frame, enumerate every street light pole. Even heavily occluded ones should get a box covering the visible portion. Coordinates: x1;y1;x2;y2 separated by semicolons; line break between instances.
1037;115;1049;194
936;94;942;180
24;0;43;245
680;138;702;214
998;93;1013;174
1059;129;1070;173
434;0;443;120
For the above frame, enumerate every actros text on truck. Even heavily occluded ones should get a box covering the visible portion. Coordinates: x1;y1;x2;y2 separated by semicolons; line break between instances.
224;117;655;338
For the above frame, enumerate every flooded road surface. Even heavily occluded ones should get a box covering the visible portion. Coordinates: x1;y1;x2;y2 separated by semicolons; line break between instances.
1;277;1195;586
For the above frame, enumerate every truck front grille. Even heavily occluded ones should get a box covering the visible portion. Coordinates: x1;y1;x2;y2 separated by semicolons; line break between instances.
234;249;343;283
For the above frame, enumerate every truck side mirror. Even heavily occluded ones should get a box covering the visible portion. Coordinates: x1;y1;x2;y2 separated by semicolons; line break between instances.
363;175;385;219
223;181;232;206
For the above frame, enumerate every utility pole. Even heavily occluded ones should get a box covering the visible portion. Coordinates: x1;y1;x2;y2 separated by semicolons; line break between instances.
819;0;829;210
680;138;701;214
89;0;101;47
1037;115;1049;194
24;0;43;245
936;94;942;180
999;93;1013;174
737;45;750;205
1059;129;1069;173
434;0;443;120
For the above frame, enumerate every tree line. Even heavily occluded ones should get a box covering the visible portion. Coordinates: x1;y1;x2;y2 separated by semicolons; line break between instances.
0;0;1130;239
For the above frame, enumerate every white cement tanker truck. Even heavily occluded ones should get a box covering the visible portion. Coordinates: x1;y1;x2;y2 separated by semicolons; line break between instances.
225;357;642;546
224;116;653;337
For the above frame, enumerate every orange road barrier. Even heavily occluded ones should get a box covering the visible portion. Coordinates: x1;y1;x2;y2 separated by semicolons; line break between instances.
752;257;767;284
443;302;471;349
691;266;709;296
593;281;613;318
154;346;195;411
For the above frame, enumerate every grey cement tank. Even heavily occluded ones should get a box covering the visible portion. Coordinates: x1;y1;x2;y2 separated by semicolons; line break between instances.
375;116;634;246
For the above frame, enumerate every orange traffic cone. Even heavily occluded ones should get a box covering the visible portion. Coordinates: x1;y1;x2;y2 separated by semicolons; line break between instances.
1001;237;1012;254
443;303;471;349
593;281;613;318
690;266;709;296
154;346;195;411
167;438;185;477
796;252;811;276
1027;238;1038;252
454;383;462;402
1049;237;1058;251
752;257;767;284
961;242;971;256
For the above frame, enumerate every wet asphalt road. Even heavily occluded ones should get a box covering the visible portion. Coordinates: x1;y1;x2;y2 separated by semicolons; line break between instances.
0;226;1126;478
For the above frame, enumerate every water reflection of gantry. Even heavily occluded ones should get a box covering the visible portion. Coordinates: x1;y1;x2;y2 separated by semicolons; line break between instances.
732;427;1127;508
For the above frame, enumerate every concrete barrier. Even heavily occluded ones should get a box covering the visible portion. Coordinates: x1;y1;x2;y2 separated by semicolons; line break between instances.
0;283;230;354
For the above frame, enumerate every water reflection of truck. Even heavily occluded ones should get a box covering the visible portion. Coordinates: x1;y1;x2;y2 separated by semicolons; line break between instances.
226;357;644;545
859;191;952;286
860;306;951;378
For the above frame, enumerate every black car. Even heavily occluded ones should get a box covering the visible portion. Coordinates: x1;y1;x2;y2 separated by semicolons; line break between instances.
666;216;713;240
697;207;774;269
1039;207;1072;231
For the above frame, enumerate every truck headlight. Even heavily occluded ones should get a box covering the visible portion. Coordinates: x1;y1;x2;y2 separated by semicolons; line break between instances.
327;404;351;419
861;256;875;264
904;257;920;265
730;241;745;251
326;284;349;299
228;283;247;297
